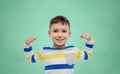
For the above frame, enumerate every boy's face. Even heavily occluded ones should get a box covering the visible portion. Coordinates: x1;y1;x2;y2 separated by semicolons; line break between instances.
48;23;71;48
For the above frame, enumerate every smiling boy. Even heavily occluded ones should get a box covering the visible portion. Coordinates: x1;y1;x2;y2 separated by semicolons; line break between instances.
23;16;94;74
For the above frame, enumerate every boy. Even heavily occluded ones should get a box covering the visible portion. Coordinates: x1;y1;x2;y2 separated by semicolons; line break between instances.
23;16;94;74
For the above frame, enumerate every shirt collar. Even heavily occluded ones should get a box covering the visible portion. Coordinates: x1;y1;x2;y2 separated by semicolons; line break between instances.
43;45;75;50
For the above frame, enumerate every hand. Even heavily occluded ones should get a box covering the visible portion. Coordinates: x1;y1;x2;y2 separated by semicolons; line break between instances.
25;36;36;46
80;32;91;41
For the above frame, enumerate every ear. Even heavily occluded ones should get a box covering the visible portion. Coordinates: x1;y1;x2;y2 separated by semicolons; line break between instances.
68;31;71;37
48;30;51;37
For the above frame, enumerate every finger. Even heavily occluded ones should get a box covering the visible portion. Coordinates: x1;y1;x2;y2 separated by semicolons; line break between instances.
80;35;83;38
33;37;36;40
26;37;33;44
30;36;36;40
26;40;30;45
26;39;31;45
29;36;36;41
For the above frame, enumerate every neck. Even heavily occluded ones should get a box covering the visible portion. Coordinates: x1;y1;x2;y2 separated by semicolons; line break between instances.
53;45;65;48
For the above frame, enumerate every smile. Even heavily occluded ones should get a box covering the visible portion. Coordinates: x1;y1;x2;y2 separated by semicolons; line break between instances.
56;39;64;42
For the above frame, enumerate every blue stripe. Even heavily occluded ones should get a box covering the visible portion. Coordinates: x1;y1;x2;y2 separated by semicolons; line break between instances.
84;51;88;60
24;46;32;52
31;55;36;63
86;43;94;48
45;64;74;70
43;45;75;50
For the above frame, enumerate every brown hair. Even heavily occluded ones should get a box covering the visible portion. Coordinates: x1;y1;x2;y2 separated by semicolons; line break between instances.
49;16;70;29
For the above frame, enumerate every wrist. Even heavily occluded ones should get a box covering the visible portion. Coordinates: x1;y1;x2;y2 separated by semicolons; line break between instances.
23;42;31;47
86;38;94;44
86;37;91;41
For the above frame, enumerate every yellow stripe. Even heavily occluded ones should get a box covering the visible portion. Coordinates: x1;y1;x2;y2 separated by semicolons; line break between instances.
75;49;82;59
43;54;65;60
37;52;66;61
26;56;31;61
37;52;44;61
86;50;92;58
37;51;81;61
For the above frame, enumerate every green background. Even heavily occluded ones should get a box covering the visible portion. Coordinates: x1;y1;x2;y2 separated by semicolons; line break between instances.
0;0;120;74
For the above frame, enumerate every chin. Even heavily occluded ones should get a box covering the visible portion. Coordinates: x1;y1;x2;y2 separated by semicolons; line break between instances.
54;44;65;48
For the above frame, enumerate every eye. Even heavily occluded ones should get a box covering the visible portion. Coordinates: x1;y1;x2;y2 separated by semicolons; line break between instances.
62;30;67;33
53;30;58;33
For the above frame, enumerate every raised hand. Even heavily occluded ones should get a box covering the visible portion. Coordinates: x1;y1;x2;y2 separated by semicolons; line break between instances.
25;36;36;46
80;32;91;41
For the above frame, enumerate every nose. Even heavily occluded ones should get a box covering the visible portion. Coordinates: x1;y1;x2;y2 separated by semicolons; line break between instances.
57;32;62;37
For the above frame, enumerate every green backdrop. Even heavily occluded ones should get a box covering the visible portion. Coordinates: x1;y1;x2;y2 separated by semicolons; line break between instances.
0;0;120;74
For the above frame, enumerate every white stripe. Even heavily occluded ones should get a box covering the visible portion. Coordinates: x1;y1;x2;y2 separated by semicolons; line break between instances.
45;69;74;74
85;47;93;53
86;39;94;44
44;58;66;66
79;51;85;60
24;51;34;57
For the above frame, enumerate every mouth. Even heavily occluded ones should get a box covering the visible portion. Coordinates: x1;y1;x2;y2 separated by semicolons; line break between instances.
56;39;64;42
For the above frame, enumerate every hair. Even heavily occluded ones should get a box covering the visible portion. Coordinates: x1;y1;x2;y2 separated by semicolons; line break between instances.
49;15;70;29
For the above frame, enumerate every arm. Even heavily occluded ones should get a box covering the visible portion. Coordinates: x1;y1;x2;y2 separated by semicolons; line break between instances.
76;32;94;60
84;38;94;60
23;36;39;63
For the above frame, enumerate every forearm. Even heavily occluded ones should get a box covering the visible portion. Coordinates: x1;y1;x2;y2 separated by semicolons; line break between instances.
84;38;94;60
23;44;38;63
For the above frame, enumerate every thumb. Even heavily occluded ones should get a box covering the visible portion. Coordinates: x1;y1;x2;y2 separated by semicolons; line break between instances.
33;37;36;40
80;35;83;38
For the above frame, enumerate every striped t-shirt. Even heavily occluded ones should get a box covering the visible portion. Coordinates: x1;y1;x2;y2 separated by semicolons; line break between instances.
23;40;94;74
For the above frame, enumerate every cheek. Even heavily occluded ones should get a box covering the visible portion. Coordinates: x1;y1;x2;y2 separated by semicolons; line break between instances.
50;33;57;38
64;34;70;38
